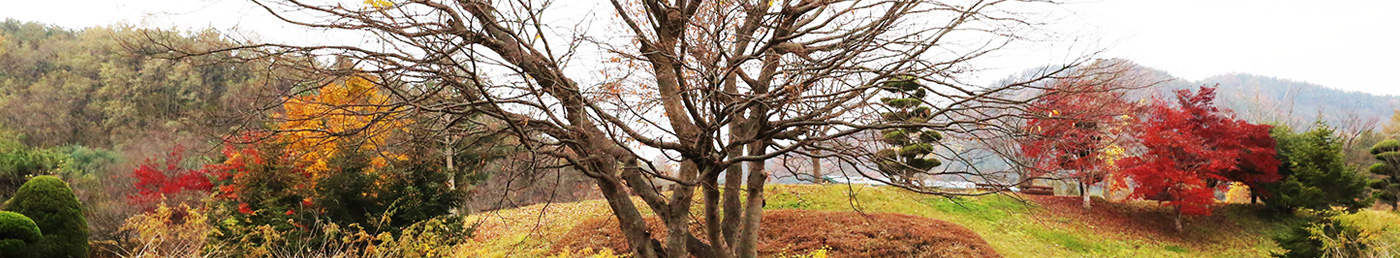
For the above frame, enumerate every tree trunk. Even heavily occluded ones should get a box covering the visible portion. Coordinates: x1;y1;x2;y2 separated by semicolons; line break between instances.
736;146;768;258
1174;208;1183;233
720;127;746;250
662;161;699;258
595;166;660;258
716;1;765;252
701;174;732;258
1080;180;1091;209
735;55;775;257
445;134;455;190
811;154;823;184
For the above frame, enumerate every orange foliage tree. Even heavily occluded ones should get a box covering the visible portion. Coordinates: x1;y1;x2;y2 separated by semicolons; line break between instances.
276;75;409;182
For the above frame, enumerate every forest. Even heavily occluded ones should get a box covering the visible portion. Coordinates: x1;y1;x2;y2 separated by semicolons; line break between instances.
0;1;1397;258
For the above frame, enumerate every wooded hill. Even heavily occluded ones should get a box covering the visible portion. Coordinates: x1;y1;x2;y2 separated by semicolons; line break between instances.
1136;67;1399;129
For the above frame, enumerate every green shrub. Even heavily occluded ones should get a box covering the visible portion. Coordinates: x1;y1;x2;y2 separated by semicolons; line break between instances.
1371;139;1400;155
54;145;120;177
315;145;464;232
1274;209;1400;258
211;142;467;255
880;76;919;92
0;136;64;198
0;211;41;258
5;175;89;258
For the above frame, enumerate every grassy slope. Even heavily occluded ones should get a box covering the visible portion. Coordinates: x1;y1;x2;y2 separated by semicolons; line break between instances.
458;184;1303;257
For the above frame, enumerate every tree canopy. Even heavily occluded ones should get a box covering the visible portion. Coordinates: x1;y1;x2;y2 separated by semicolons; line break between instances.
167;1;1109;257
1117;87;1279;220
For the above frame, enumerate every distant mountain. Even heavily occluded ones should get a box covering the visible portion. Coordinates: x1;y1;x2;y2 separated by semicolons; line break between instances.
1125;64;1400;129
766;63;1400;185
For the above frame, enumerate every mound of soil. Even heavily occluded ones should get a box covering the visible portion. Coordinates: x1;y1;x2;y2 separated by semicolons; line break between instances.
555;209;1000;258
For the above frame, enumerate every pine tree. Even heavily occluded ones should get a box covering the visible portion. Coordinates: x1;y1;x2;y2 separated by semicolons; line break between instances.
1368;139;1400;210
873;76;942;186
1259;123;1370;213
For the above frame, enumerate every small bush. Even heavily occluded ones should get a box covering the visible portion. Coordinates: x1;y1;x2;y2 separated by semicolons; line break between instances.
1274;209;1400;258
548;247;624;258
250;216;471;258
0;211;41;258
5;175;90;258
118;203;212;257
769;246;831;258
0;136;64;198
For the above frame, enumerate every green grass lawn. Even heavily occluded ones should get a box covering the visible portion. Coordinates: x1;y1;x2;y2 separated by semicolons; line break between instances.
764;184;1306;257
461;184;1307;257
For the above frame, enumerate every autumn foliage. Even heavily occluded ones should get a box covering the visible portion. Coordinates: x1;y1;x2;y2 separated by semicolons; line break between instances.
129;145;214;207
277;75;408;180
1116;87;1280;216
186;74;472;255
1021;76;1140;186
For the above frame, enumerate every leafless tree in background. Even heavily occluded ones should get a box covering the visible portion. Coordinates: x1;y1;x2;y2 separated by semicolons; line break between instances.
1335;110;1380;148
161;0;1118;257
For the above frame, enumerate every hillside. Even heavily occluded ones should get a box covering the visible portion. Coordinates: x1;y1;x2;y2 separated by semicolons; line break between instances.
459;184;1303;258
1135;68;1400;128
997;62;1399;134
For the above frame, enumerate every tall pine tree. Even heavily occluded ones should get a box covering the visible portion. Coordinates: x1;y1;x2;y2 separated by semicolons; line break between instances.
1259;123;1370;213
873;76;942;186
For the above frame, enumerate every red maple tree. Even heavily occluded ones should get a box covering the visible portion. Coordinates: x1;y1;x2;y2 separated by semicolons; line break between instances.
1116;86;1279;229
129;145;214;208
1021;76;1141;208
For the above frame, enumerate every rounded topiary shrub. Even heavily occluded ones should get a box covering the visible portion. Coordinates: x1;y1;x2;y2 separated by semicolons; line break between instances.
5;176;88;258
0;211;41;258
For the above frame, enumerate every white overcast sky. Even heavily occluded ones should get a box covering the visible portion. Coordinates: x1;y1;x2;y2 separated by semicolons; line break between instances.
4;0;1398;95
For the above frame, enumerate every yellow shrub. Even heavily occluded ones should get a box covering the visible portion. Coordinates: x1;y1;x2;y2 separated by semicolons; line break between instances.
772;246;831;258
548;247;627;258
119;203;214;257
1223;182;1251;203
228;217;468;258
1307;209;1400;257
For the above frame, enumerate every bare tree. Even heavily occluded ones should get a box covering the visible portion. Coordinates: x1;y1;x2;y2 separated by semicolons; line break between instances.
1335;109;1381;150
164;0;1113;257
1384;110;1400;139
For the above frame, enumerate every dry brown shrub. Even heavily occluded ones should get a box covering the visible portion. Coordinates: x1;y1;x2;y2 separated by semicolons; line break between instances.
555;209;1000;258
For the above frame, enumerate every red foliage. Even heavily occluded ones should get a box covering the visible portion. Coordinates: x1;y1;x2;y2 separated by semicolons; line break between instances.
238;202;255;215
1021;77;1141;184
1116;87;1280;216
205;137;271;201
206;132;320;223
129;145;214;206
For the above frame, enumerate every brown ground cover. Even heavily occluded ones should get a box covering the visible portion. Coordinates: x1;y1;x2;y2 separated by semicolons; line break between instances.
1025;195;1267;250
554;209;1001;258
